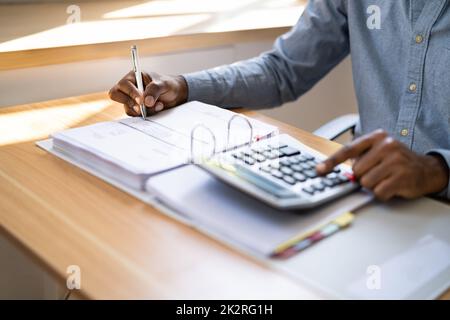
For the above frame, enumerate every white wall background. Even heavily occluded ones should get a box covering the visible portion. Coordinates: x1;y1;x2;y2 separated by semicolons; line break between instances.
0;40;358;132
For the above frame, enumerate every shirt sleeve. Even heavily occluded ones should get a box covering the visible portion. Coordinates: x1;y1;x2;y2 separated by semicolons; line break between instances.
427;149;450;200
183;0;350;109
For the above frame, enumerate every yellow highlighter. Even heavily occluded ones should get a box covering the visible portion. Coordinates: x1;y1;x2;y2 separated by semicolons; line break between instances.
272;212;355;259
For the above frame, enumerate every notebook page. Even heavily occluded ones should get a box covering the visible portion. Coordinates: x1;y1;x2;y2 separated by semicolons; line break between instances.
52;101;278;183
52;121;185;174
120;101;278;153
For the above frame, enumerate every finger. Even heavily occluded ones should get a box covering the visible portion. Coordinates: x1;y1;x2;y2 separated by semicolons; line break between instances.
373;176;398;201
117;78;143;106
142;72;152;86
109;86;136;110
123;70;137;83
358;162;392;190
144;106;158;117
317;130;387;175
109;85;133;105
159;90;180;109
352;137;399;178
316;139;372;175
109;87;140;116
154;101;164;112
126;105;141;117
144;80;168;108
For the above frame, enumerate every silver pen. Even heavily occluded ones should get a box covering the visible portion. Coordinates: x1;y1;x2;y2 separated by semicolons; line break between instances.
131;45;146;120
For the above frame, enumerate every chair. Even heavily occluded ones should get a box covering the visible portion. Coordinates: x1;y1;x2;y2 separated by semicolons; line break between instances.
313;113;359;141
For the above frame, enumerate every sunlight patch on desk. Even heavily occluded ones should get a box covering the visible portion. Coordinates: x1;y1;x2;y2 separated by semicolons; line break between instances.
0;100;110;146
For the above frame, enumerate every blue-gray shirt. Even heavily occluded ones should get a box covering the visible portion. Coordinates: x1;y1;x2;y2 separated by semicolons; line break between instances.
183;0;450;199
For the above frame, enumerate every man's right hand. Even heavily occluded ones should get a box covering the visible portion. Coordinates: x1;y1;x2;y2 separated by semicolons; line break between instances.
108;71;188;117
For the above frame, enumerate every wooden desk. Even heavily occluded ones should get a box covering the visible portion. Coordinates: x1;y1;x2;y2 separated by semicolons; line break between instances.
0;92;448;299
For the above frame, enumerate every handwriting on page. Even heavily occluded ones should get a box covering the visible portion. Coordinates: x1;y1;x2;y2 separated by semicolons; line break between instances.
120;117;192;150
132;102;277;151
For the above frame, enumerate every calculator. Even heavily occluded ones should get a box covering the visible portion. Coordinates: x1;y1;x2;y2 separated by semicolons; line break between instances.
197;134;359;209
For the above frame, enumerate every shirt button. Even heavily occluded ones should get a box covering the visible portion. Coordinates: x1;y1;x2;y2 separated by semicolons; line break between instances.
401;129;409;136
415;35;424;44
409;83;417;92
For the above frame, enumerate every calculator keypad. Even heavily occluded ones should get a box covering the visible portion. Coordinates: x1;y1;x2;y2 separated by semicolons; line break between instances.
229;142;353;197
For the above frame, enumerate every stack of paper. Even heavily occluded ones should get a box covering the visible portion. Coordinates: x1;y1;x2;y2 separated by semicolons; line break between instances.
146;165;372;256
51;101;278;190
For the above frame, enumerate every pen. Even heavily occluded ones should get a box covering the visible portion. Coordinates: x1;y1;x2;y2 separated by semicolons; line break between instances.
130;45;146;120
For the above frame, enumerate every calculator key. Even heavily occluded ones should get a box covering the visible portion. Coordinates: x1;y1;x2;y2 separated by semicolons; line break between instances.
290;164;303;172
232;152;243;159
293;172;307;182
327;172;338;179
280;158;291;166
269;162;280;169
251;146;265;153
252;153;266;162
322;178;335;187
282;175;296;185
297;155;308;162
271;149;282;158
304;169;318;179
244;157;255;165
263;151;278;159
307;160;318;167
300;163;311;170
242;149;253;157
305;154;315;161
329;178;341;186
280;166;294;175
333;176;349;184
271;169;284;179
312;182;325;192
302;186;315;195
343;172;356;182
260;165;271;173
279;146;300;157
288;156;300;164
269;143;287;149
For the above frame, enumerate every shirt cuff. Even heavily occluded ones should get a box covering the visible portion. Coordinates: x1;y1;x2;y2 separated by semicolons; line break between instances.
182;71;228;107
183;72;204;102
427;149;450;200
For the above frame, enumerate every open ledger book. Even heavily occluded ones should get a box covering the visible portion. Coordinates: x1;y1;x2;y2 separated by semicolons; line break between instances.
51;101;278;190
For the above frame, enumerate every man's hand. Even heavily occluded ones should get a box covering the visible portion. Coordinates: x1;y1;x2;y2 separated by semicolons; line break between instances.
316;129;449;201
108;71;188;116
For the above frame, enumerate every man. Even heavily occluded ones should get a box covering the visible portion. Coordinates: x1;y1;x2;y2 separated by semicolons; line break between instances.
109;0;450;201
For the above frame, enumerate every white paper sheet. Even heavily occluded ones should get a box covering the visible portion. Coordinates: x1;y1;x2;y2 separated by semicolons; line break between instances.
347;235;450;299
120;101;278;153
146;165;373;256
53;121;184;174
